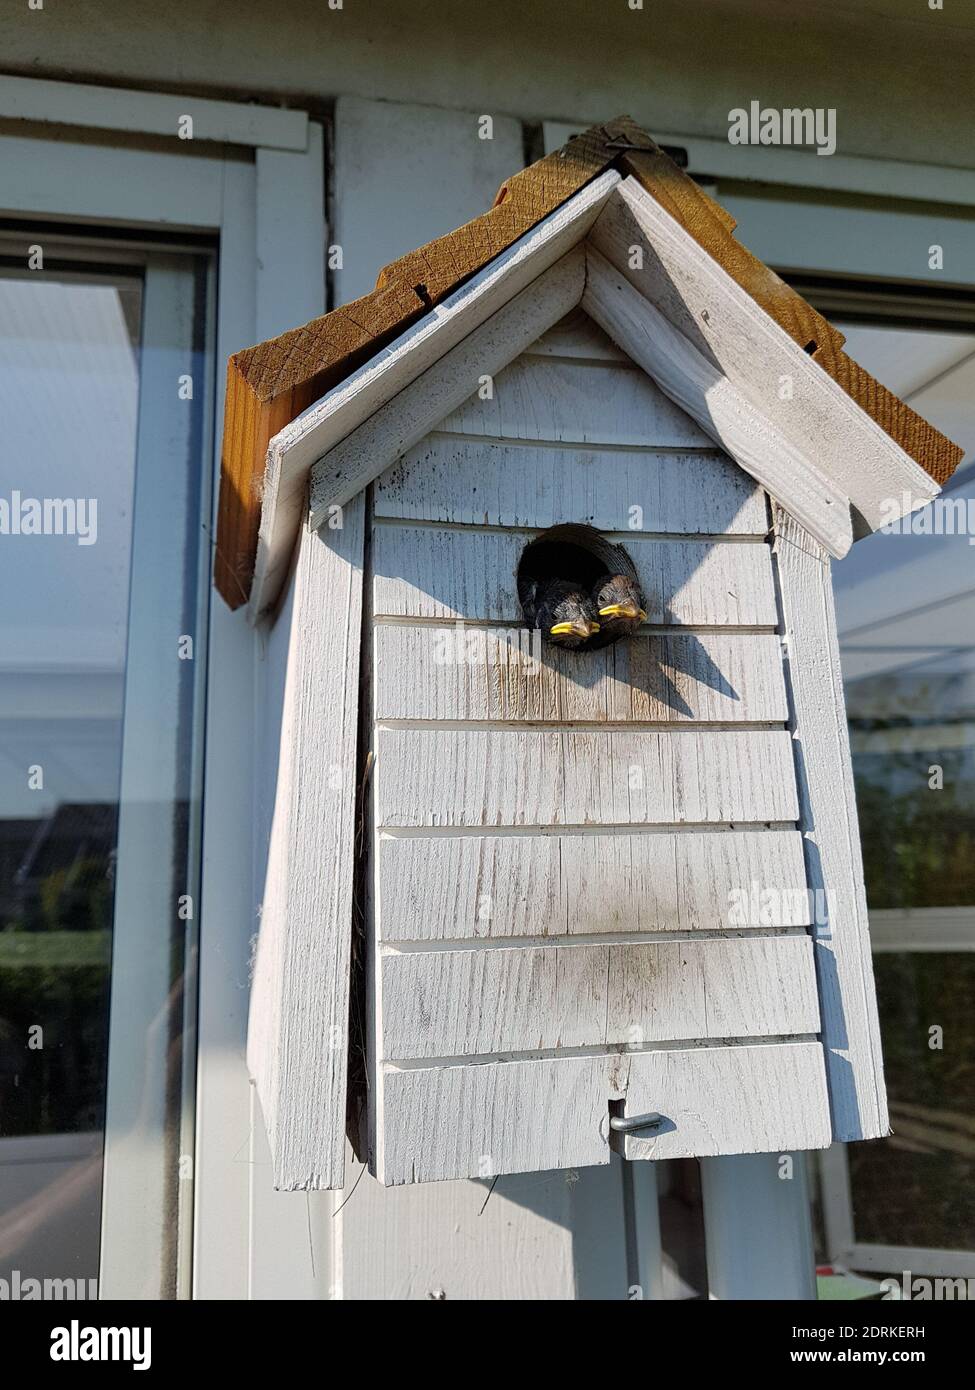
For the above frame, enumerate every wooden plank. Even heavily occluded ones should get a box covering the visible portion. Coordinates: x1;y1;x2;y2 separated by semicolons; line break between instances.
588;179;946;537
380;943;609;1059
583;246;855;560
378;1037;832;1183
670;829;812;932
377;829;812;941
613;1041;832;1160
374;728;800;827
308;249;587;530
372;527;777;626
523;307;628;361
379;832;566;940
608;936;820;1045
773;508;889;1143
375;435;768;534
379;936;819;1060
438;353;711;447
246;506;365;1190
377;1056;611;1185
246;174;620;618
373;627;788;724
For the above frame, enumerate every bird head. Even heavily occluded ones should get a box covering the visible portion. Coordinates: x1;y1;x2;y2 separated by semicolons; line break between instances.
595;576;647;632
540;584;601;650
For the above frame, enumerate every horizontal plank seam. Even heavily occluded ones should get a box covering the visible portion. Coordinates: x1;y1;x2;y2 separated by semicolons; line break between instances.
425;429;745;455
383;1033;821;1070
378;820;799;838
380;926;813;953
521;351;631;368
370;515;772;542
371;616;780;634
375;718;789;732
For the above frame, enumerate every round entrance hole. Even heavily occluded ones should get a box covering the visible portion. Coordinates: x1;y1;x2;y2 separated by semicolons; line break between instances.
516;523;646;651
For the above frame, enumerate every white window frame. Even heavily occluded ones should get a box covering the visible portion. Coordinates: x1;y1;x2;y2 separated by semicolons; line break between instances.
0;75;325;1300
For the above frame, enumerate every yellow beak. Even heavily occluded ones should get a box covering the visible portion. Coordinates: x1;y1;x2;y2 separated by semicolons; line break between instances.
598;602;647;622
550;619;601;638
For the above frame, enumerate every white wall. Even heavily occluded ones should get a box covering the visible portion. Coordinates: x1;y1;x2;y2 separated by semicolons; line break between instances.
2;0;974;170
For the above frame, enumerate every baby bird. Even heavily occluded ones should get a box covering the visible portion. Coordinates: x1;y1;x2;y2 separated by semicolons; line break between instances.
532;577;602;651
590;573;647;648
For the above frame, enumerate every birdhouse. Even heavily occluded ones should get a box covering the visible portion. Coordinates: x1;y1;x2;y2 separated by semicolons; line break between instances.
217;119;962;1190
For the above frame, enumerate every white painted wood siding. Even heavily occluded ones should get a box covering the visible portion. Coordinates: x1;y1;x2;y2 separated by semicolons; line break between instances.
773;508;889;1142
374;629;788;723
249;507;365;1192
374;436;769;534
372;528;778;625
374;728;798;826
612;1042;832;1160
380;935;821;1060
364;312;832;1185
377;828;813;940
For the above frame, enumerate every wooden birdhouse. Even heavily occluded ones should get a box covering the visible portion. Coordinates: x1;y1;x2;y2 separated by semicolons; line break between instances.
217;118;962;1191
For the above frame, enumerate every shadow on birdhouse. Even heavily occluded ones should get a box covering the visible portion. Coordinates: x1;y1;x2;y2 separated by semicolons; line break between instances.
517;523;647;653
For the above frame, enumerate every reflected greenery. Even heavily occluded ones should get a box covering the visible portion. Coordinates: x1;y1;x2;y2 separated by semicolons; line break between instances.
848;954;975;1250
0;853;112;1138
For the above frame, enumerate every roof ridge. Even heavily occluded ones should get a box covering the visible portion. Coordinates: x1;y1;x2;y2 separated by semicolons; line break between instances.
216;116;962;608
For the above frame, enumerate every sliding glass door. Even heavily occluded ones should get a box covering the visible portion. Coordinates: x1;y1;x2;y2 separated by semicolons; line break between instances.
0;232;214;1298
717;179;975;1282
823;313;975;1279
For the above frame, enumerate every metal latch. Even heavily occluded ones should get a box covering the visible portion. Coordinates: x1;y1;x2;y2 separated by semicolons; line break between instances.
610;1112;666;1135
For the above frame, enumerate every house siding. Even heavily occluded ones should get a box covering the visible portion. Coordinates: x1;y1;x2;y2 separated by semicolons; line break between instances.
364;313;832;1185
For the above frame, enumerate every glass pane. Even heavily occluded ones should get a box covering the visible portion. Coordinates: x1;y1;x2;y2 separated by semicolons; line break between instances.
831;319;975;1262
853;953;975;1249
0;246;208;1298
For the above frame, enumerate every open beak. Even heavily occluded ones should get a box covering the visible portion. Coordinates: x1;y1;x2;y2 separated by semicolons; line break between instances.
598;601;647;622
550;619;601;639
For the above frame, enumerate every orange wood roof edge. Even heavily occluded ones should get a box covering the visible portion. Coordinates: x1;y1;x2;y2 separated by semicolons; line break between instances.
215;116;963;609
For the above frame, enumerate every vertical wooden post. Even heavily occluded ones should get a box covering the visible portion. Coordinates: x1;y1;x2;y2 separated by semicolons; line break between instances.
700;1153;817;1300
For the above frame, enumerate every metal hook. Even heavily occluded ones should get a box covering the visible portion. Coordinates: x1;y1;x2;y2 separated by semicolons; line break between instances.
610;1112;665;1135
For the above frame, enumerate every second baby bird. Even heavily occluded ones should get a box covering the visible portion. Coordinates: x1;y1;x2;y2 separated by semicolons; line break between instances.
588;571;647;649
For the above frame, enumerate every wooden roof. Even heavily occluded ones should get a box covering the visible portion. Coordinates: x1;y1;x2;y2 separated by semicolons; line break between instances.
216;116;963;609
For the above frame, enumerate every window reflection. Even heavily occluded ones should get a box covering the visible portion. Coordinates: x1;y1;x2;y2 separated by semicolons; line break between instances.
832;320;975;1265
0;270;142;1288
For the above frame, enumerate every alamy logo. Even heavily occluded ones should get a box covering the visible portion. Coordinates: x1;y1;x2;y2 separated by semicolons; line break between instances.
728;881;831;928
0;490;98;545
879;491;975;542
881;1270;975;1301
0;1269;97;1300
50;1320;151;1371
728;101;836;156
